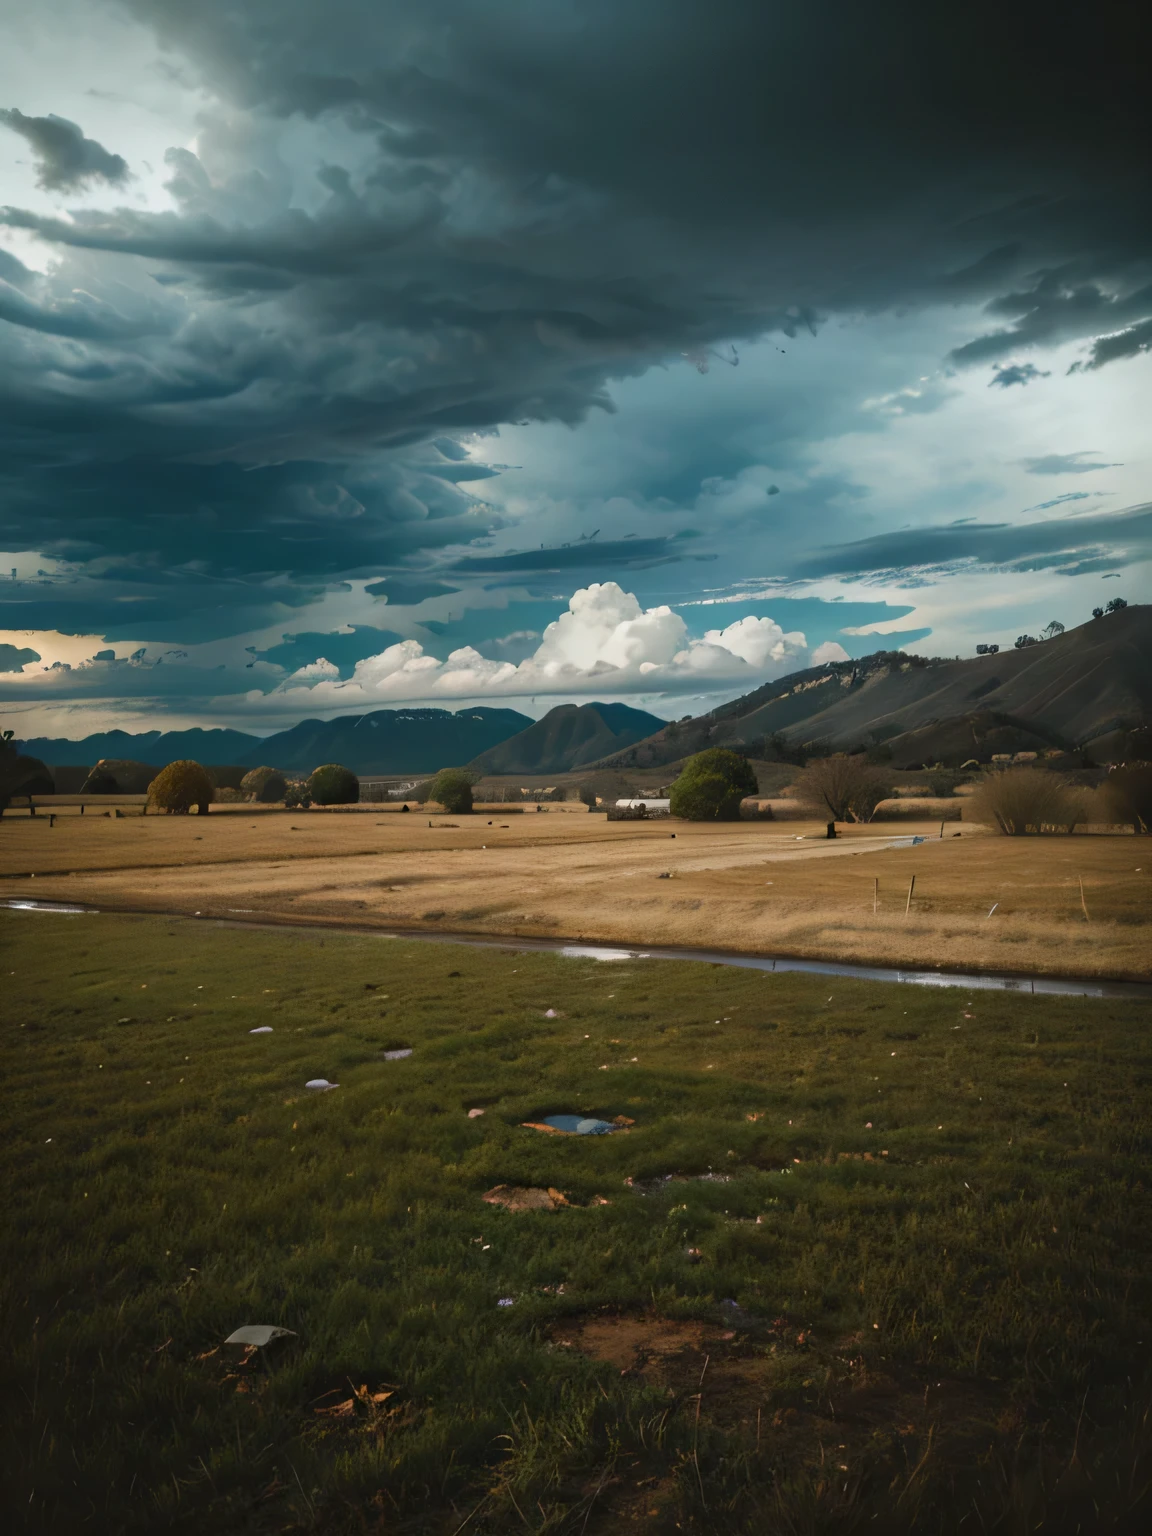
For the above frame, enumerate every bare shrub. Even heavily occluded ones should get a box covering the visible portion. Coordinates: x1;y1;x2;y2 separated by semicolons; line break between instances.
792;754;892;822
965;768;1084;834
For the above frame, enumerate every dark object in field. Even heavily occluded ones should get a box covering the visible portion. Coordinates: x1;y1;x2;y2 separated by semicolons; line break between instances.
482;1185;570;1211
523;1114;632;1135
401;802;410;811
826;821;837;839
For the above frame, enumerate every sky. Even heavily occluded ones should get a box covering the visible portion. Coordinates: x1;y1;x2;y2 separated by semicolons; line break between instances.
1;0;1149;740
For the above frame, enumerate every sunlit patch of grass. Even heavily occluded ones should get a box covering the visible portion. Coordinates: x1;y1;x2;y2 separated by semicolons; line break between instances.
2;909;1152;1533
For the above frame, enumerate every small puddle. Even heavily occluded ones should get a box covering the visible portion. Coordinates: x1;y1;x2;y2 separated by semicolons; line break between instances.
1;899;93;915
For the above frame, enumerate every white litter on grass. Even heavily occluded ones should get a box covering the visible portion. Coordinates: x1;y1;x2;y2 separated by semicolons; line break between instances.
224;1325;296;1347
497;1297;515;1307
249;1026;273;1034
305;1079;339;1091
544;1008;558;1018
383;1048;412;1061
468;1108;485;1118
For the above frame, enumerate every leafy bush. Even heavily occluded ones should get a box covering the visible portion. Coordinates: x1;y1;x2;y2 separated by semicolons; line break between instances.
792;754;892;822
147;760;214;815
429;768;476;814
1102;764;1152;833
284;781;312;810
1106;596;1128;613
669;749;758;821
307;763;359;805
240;766;287;803
577;783;599;808
965;768;1083;834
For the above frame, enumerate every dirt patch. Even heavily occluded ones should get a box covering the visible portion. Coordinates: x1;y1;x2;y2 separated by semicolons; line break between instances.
482;1184;570;1212
553;1312;1007;1472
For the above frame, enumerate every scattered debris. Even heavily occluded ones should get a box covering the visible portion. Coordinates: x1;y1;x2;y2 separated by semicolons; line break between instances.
223;1325;296;1348
482;1185;570;1212
497;1297;516;1307
312;1383;395;1419
382;1048;412;1060
305;1078;339;1091
249;1026;273;1034
523;1113;633;1135
467;1107;485;1118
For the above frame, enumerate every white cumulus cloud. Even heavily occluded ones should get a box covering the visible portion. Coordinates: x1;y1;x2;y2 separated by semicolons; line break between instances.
252;582;811;713
810;640;851;664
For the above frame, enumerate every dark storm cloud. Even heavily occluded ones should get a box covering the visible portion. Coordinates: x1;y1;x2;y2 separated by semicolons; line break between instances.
989;363;1049;388
1022;452;1123;475
1075;316;1152;370
0;107;129;191
446;533;704;575
1;0;1149;638
0;642;41;672
790;502;1152;583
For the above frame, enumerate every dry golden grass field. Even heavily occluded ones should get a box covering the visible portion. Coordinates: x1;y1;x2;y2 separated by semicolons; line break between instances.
2;802;1149;979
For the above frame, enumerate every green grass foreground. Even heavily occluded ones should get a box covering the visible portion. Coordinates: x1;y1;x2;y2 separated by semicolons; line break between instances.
3;910;1152;1535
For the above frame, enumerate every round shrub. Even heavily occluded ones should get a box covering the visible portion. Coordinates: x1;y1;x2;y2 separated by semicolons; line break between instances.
284;781;312;810
429;768;475;814
241;765;288;803
147;760;214;815
669;749;758;821
307;763;359;805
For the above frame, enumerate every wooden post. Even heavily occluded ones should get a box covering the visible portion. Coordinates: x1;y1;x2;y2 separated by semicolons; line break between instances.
873;876;878;914
905;874;915;914
1079;876;1090;922
939;820;945;839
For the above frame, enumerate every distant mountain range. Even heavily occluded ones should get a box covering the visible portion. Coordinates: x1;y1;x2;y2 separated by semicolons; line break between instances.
593;605;1152;771
13;726;263;770
241;707;532;774
13;607;1149;782
15;707;533;777
467;702;667;776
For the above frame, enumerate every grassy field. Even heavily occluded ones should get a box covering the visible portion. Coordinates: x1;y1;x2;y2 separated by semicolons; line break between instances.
2;804;1149;980
3;908;1152;1534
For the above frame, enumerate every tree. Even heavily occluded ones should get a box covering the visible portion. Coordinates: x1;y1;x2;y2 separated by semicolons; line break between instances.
669;749;758;821
147;760;214;815
792;754;892;823
429;767;476;813
241;766;287;803
284;781;312;809
1041;620;1065;639
1105;596;1128;613
577;782;599;808
307;763;359;805
1014;634;1038;649
1092;607;1104;619
0;730;53;817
